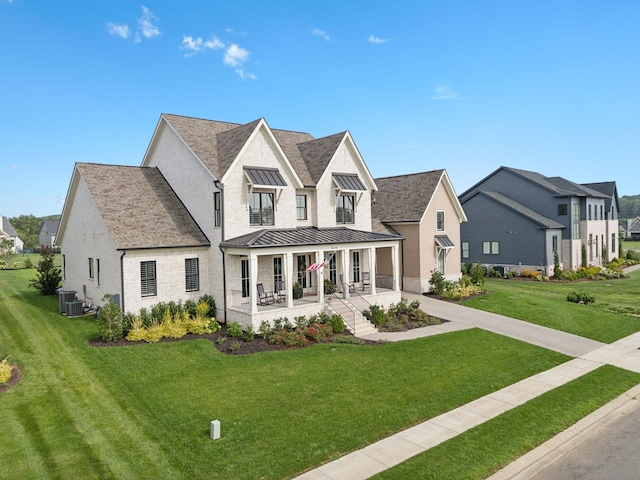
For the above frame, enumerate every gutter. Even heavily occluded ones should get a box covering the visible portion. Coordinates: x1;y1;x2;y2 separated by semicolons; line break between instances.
120;250;126;312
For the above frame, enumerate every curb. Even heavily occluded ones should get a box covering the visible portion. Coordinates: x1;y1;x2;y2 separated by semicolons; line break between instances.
487;383;640;479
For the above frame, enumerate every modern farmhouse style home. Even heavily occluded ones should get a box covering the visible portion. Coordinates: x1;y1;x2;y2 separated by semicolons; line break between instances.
57;114;404;329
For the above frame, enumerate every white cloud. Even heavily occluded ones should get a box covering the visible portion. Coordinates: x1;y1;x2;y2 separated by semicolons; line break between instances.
138;6;160;39
224;43;249;67
368;35;388;44
235;68;257;81
107;22;130;39
431;85;458;100
181;35;224;56
311;28;330;41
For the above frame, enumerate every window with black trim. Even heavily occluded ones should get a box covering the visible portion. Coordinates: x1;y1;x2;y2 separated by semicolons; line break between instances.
462;242;469;259
336;195;354;224
141;261;157;297
296;194;307;220
185;258;199;292
241;259;249;298
250;192;274;225
214;192;221;227
89;258;94;279
96;259;100;286
558;204;568;216
352;251;360;283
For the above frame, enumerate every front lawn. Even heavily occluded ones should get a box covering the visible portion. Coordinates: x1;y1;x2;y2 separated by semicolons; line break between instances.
462;270;640;343
0;268;570;479
375;365;640;479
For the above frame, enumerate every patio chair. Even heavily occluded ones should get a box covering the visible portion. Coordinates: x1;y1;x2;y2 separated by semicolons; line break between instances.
362;272;371;290
340;274;355;293
257;283;275;305
274;280;286;302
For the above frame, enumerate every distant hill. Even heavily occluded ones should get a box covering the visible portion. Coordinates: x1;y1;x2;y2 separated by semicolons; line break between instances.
620;195;640;219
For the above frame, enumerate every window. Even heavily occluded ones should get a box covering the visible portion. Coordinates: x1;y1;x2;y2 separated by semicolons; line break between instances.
462;242;469;259
241;259;249;298
214;192;221;227
483;241;499;254
552;235;558;254
572;204;580;240
558;204;568;216
62;254;66;280
141;261;157;297
336;195;354;224
297;255;312;288
328;254;337;284
250;192;274;226
352;251;360;283
437;249;445;274
600;205;603;220
588;204;592;220
185;258;199;292
296;194;307;220
96;259;100;286
436;211;445;231
273;257;283;285
89;258;94;279
612;234;616;253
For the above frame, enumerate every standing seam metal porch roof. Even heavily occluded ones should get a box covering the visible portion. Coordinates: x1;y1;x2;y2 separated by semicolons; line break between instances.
244;167;287;187
221;226;403;249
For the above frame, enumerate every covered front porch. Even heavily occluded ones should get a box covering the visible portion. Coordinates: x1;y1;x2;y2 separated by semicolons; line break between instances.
221;227;403;329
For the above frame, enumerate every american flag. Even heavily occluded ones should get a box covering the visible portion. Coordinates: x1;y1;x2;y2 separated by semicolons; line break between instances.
307;251;335;271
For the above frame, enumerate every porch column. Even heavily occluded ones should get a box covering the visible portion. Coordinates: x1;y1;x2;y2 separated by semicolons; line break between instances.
284;252;294;308
316;250;324;304
391;244;400;292
368;247;377;295
249;253;258;314
341;248;350;299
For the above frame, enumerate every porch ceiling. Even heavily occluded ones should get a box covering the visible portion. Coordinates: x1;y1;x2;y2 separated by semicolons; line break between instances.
221;226;402;249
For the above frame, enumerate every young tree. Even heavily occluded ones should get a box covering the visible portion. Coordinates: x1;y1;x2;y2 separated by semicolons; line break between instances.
553;250;562;279
0;238;15;268
29;246;61;295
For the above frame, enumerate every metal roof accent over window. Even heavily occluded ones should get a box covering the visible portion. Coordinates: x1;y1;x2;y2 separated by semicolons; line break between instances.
244;167;287;187
435;235;455;248
333;173;366;191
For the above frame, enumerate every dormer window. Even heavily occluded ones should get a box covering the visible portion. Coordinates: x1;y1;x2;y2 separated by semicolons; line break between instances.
336;195;354;224
333;173;365;225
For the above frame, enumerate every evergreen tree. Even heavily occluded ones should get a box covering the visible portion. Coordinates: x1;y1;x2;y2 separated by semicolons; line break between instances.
29;246;61;295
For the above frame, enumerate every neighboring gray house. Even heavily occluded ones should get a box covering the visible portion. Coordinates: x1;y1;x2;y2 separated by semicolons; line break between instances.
621;217;640;240
38;219;60;249
57;114;403;329
459;167;620;275
372;170;467;292
0;216;24;253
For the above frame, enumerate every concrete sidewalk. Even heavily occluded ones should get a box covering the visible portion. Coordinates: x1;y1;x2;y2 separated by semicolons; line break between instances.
295;284;640;480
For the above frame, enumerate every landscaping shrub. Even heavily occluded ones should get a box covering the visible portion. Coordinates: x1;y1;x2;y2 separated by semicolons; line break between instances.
244;325;255;342
567;291;595;304
362;304;385;327
198;294;217;318
428;269;447;295
553;250;562;279
96;294;124;342
330;314;345;333
227;322;243;338
332;335;365;345
12;261;24;269
469;262;485;288
0;356;12;384
626;249;640;262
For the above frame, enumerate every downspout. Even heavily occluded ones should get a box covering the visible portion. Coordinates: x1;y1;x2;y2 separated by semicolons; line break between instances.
120;250;126;312
214;180;227;324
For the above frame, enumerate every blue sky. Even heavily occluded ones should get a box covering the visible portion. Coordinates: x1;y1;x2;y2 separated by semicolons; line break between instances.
1;1;638;218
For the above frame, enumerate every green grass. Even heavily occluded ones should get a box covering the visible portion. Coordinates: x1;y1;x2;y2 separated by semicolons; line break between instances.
0;269;571;479
374;365;640;479
622;240;640;253
462;270;640;343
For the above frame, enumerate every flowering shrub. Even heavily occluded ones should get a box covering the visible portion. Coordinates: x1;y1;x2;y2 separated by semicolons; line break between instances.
0;356;12;384
364;298;440;331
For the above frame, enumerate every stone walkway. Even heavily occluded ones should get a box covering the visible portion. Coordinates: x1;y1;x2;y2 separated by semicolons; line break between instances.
295;275;640;480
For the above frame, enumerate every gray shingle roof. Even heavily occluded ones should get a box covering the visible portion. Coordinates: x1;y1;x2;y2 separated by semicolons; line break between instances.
1;216;19;237
162;114;346;187
76;163;209;250
40;219;60;235
372;170;445;223
221;226;402;249
479;191;565;229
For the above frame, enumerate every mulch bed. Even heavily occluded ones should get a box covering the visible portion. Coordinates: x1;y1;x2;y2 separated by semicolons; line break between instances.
0;364;23;395
88;324;381;355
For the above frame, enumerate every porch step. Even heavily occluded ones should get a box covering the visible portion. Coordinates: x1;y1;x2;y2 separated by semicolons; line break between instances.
325;297;378;337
